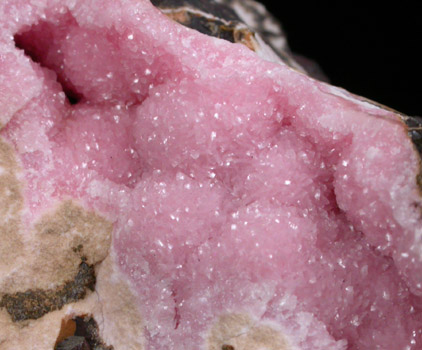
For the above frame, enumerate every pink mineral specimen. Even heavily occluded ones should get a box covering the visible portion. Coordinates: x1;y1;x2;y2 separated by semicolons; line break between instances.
0;0;421;349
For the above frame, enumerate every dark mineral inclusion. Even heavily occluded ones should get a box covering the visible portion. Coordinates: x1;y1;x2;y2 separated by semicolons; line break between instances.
0;260;95;322
56;316;114;350
150;0;307;75
221;345;235;350
404;115;422;155
151;0;255;48
56;336;90;350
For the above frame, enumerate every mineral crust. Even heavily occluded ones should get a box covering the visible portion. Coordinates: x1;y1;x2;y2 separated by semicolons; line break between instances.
0;0;421;349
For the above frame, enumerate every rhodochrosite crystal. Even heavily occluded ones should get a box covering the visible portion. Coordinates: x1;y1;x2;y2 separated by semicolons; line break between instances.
1;0;421;349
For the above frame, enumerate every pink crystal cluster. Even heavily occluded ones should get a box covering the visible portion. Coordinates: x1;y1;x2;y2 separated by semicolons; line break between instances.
1;0;422;349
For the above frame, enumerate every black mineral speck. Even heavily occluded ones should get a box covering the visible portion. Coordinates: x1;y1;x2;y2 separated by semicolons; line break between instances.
72;244;84;253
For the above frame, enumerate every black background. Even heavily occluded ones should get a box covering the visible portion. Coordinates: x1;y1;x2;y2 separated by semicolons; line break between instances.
258;2;421;116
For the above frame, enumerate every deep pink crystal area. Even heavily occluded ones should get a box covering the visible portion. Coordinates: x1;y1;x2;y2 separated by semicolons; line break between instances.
1;1;422;349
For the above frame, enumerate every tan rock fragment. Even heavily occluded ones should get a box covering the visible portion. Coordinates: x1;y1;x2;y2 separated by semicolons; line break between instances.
208;313;289;350
0;138;24;275
94;252;145;350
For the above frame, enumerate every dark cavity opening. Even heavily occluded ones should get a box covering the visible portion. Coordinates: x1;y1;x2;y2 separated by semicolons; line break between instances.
13;13;83;105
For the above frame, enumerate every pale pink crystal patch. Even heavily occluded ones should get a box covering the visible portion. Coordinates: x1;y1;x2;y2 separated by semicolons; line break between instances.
1;0;422;349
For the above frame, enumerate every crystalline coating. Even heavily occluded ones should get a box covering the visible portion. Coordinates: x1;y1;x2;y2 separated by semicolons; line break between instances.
1;0;422;349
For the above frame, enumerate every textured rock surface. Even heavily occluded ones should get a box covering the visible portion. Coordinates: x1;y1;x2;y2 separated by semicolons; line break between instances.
0;0;421;349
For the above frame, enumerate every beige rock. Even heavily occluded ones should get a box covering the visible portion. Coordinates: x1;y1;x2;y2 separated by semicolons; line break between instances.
0;137;144;349
208;313;289;350
0;251;144;350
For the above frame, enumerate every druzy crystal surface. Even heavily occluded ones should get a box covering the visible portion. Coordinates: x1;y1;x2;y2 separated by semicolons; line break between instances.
1;1;422;349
